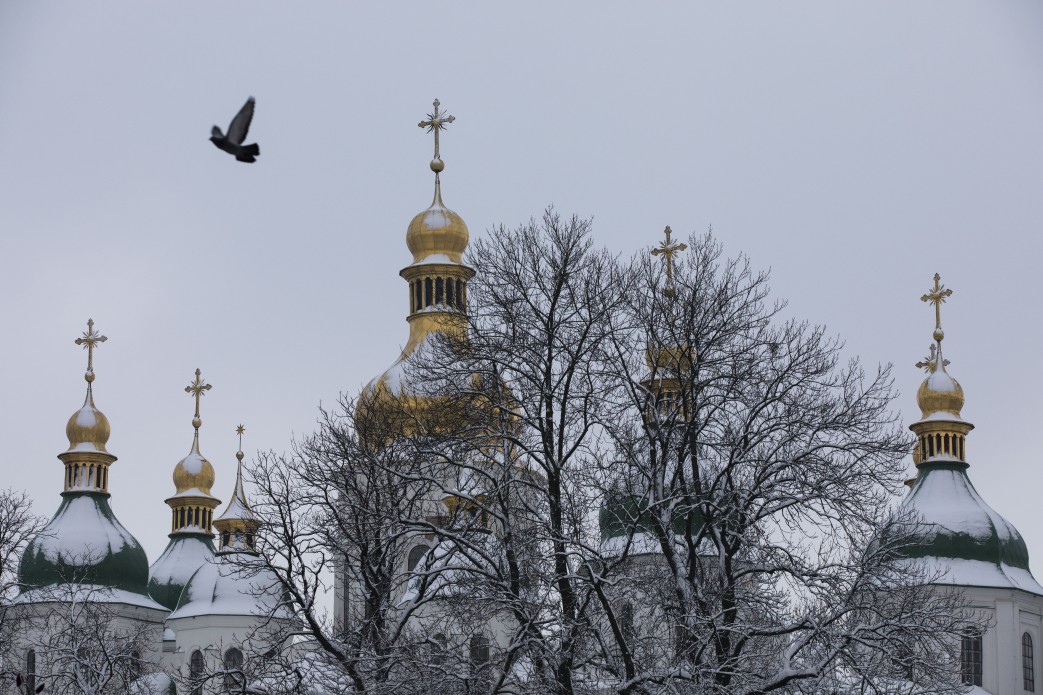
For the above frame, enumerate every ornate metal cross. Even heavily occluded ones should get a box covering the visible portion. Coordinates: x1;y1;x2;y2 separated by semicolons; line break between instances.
651;226;687;290
185;368;212;423
920;273;953;331
418;99;455;161
236;423;245;450
915;344;950;373
74;318;107;374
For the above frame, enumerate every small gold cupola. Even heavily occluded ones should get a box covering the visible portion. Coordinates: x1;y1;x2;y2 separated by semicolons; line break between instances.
909;273;974;466
214;424;260;554
60;319;117;494
643;226;692;424
357;99;476;432
164;369;221;536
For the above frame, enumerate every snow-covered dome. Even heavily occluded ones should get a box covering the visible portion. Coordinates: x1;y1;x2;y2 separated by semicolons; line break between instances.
148;534;216;610
355;101;476;434
897;274;1043;594
167;555;287;620
65;387;111;454
599;493;710;558
19;492;154;597
20;322;156;604
898;464;1041;592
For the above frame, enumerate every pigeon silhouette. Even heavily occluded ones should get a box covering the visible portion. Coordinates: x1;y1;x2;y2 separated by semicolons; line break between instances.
210;97;260;163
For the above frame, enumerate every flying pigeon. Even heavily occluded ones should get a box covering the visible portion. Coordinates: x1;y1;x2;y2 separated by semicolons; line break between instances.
210;97;260;163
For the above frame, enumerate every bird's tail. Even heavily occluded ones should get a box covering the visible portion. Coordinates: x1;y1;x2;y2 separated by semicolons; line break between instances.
244;143;260;156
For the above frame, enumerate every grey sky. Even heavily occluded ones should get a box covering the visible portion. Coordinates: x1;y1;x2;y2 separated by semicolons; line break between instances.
2;3;1042;573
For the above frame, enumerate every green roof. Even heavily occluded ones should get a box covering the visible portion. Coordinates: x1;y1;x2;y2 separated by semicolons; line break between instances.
19;491;152;597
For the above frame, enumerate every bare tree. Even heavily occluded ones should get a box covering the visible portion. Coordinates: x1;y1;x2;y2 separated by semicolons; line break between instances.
589;231;977;693
18;582;159;695
241;214;976;694
0;489;43;690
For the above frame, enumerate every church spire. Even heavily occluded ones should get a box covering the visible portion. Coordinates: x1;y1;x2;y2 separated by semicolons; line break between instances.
215;424;260;554
642;227;691;424
910;273;973;466
164;369;220;536
60;319;116;493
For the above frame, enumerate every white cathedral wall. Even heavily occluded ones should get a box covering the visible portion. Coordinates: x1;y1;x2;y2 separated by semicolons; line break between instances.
2;600;166;694
957;585;1043;695
162;613;287;674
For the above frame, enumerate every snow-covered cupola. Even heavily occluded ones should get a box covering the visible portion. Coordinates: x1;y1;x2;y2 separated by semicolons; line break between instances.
18;320;156;604
898;274;1042;593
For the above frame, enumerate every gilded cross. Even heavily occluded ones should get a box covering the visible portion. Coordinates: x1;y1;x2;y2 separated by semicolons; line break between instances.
236;424;245;450
651;226;687;293
920;273;953;331
418;99;455;161
74;318;107;374
915;344;950;373
185;368;212;424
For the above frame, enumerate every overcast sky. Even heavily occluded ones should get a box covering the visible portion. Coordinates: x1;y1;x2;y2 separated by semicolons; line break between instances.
1;3;1042;576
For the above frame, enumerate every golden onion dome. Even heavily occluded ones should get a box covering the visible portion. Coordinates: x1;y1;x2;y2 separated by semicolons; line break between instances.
66;383;111;454
405;177;469;264
173;439;216;496
916;356;965;420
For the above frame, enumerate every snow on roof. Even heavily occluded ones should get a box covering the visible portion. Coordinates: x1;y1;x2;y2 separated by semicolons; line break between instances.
14;583;167;611
409;253;462;266
149;536;215;589
167;555;289;621
32;494;133;563
129;672;175;695
600;530;713;558
902;466;1017;543
918;557;1043;594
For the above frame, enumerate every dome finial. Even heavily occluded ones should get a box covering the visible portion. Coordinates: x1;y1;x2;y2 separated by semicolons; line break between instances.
650;226;687;299
913;272;967;422
65;318;112;455
74;318;107;386
185;368;212;436
418;98;455;178
920;272;953;347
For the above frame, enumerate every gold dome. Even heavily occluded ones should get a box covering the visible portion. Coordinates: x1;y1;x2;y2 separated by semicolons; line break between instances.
405;180;469;264
172;441;216;495
66;387;111;453
916;363;965;419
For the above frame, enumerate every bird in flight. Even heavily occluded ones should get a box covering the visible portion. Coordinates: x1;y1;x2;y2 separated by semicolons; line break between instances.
210;97;260;163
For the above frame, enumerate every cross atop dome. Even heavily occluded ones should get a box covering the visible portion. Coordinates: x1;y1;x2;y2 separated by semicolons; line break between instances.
651;226;687;298
920;272;953;342
418;98;455;173
75;318;107;384
185;368;212;431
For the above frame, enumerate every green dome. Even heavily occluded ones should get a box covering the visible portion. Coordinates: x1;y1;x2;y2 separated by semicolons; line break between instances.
19;491;152;597
895;462;1042;593
148;535;216;610
600;493;704;553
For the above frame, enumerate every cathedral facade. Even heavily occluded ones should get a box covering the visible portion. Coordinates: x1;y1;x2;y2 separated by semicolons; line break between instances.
7;103;1043;695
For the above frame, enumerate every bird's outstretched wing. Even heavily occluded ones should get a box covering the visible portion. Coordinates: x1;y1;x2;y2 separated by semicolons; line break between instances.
226;97;255;145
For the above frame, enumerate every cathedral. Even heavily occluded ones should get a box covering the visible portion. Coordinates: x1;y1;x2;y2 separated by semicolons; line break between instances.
6;101;1043;695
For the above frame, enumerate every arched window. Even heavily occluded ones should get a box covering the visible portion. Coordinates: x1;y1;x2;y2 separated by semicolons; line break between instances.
407;544;428;572
224;647;244;692
435;277;444;304
619;602;635;642
1025;632;1035;692
446;278;455;307
189;649;205;695
129;649;142;682
424;278;433;307
470;634;491;685
415;279;423;311
961;629;983;686
469;634;490;665
431;633;448;666
26;649;36;694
